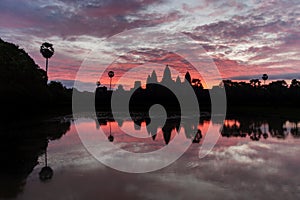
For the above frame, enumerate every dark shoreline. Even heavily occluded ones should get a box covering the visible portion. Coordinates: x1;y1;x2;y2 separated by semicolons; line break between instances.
2;104;300;122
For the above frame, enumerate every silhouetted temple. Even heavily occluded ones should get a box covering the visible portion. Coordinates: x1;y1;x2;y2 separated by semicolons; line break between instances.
95;65;210;112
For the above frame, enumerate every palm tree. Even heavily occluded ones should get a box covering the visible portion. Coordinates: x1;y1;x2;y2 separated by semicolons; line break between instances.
96;81;101;87
262;74;268;85
108;71;114;90
40;42;54;76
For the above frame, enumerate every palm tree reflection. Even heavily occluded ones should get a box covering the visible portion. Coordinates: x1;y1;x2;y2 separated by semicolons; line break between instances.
108;121;114;142
39;144;53;181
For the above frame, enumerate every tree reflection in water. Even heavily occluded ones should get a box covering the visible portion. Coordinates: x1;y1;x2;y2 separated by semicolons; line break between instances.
0;118;71;198
221;116;300;141
39;142;54;181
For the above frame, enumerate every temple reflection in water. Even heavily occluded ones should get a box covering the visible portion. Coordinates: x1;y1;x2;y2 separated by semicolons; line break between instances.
96;113;300;146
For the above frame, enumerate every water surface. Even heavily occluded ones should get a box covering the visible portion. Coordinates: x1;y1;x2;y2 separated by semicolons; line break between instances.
1;113;300;200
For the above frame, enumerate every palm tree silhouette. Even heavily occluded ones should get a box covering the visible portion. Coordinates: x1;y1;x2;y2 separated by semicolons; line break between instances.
262;74;268;85
108;71;114;90
96;81;101;87
40;42;54;76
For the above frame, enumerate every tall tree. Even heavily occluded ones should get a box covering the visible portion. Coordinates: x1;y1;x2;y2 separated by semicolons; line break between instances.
108;71;114;90
40;42;54;76
262;74;268;85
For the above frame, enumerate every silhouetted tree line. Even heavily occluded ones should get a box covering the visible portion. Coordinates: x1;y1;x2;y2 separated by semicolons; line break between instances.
220;78;300;106
0;38;72;114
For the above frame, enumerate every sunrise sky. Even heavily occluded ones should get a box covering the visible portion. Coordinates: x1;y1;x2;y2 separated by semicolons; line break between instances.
1;0;299;89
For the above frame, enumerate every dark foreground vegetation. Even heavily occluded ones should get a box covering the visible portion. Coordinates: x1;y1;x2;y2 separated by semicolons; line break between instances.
0;38;72;115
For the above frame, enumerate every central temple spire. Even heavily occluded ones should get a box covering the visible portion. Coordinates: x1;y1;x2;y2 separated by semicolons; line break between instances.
161;65;172;83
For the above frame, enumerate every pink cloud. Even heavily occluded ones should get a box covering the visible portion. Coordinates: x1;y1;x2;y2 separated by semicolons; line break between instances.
1;0;300;88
